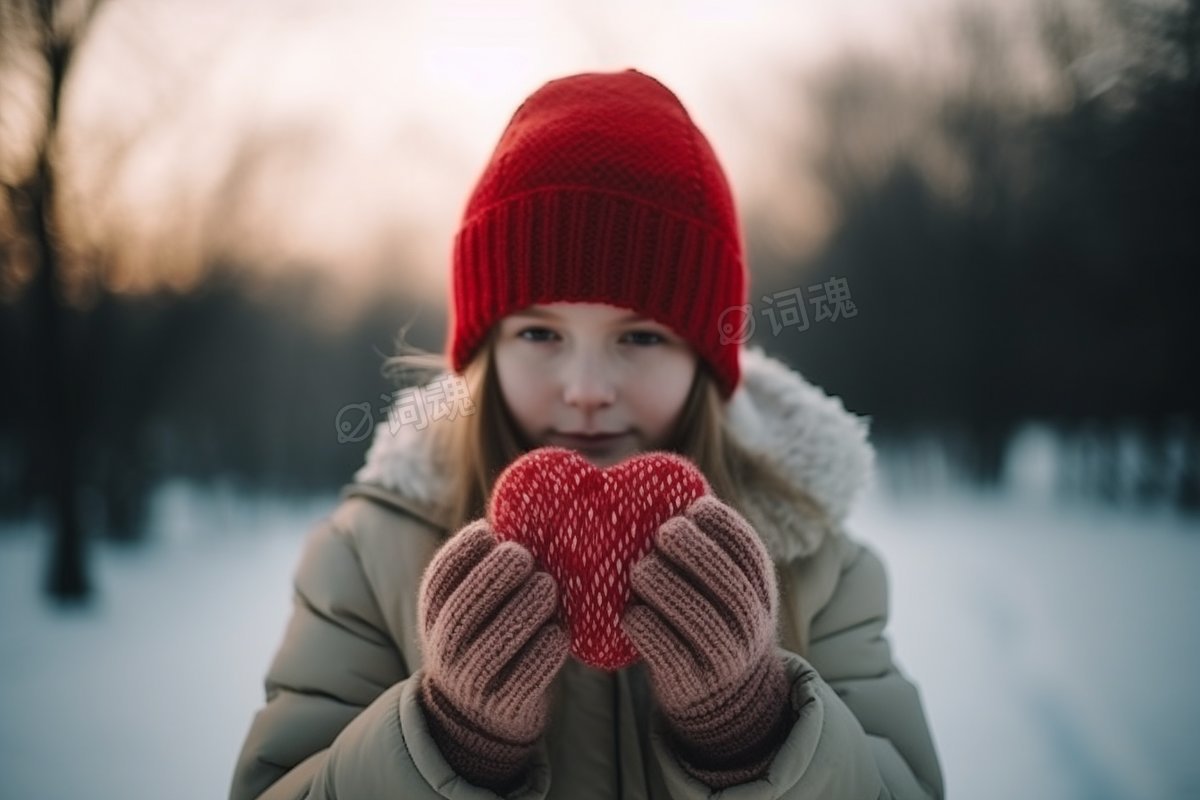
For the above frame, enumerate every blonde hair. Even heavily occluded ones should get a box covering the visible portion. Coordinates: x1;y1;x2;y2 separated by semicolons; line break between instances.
382;320;826;537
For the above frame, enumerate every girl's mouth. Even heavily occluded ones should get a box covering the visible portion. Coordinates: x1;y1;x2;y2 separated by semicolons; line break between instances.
549;431;630;449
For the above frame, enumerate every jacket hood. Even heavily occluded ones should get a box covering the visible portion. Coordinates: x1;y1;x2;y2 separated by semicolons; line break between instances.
349;344;875;561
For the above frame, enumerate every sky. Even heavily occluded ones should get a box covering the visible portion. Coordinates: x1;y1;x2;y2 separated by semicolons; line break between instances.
51;0;964;299
0;0;1100;315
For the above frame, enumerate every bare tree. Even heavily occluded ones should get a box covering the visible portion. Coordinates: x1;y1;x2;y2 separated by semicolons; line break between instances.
1;0;104;601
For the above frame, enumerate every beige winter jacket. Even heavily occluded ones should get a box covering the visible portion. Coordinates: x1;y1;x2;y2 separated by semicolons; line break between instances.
229;345;944;799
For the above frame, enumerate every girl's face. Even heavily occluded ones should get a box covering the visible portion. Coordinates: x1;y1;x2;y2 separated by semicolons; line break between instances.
493;302;698;467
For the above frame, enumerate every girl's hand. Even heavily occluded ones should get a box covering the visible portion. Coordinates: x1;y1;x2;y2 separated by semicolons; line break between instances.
417;519;570;791
620;495;795;786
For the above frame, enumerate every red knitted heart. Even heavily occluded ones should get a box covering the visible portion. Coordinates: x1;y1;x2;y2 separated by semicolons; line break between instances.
488;446;711;671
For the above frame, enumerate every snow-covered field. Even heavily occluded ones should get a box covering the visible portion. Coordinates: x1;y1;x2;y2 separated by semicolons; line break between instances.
848;487;1200;800
1;479;1197;800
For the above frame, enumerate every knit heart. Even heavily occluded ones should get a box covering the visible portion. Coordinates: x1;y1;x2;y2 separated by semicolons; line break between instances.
488;446;711;671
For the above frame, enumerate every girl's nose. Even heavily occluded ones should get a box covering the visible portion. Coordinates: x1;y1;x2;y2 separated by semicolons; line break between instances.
561;354;617;410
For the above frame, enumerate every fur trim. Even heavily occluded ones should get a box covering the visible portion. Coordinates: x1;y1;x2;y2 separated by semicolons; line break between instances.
351;344;874;560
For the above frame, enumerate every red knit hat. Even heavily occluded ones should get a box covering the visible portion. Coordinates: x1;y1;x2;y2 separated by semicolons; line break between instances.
446;68;748;399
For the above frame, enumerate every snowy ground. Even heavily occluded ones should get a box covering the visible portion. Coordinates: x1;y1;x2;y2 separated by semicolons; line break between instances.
1;479;1197;800
848;487;1200;800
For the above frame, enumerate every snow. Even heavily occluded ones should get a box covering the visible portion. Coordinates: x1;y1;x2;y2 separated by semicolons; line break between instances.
846;486;1200;800
1;479;1198;800
0;482;333;800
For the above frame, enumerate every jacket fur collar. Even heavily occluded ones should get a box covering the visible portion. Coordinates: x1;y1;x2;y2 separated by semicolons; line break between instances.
349;345;875;561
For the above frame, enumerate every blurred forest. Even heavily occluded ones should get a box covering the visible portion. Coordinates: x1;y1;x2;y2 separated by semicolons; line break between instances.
1;0;1197;601
773;0;1199;503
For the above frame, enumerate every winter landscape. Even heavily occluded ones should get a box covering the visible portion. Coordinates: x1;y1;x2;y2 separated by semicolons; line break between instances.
2;471;1197;800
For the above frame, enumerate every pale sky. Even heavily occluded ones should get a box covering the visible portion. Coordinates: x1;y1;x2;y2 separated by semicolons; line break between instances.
38;0;1081;319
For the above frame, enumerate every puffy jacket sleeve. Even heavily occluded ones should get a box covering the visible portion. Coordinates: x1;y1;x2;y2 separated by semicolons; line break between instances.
227;508;555;800
649;533;944;800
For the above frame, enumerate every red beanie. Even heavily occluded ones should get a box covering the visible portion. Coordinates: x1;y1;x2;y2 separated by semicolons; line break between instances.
446;68;748;399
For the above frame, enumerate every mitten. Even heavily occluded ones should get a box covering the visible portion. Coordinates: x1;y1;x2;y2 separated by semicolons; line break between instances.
417;518;571;792
621;495;796;787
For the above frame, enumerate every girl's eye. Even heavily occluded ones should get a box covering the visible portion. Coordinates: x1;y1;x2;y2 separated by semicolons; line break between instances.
622;330;666;346
517;327;559;343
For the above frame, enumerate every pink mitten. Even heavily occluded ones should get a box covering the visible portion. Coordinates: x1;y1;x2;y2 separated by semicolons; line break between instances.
417;519;570;792
620;495;796;787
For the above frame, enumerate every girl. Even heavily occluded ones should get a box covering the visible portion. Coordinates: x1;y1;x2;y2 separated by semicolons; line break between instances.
230;68;943;799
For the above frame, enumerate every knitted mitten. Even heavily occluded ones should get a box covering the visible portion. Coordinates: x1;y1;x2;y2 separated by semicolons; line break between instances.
417;519;570;793
621;495;796;787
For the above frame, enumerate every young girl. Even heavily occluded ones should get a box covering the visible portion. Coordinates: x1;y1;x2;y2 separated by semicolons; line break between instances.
230;68;944;799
